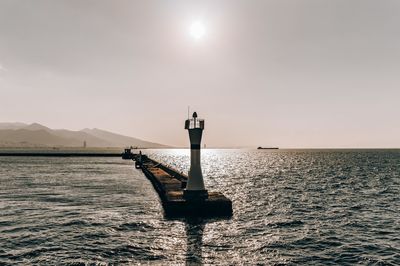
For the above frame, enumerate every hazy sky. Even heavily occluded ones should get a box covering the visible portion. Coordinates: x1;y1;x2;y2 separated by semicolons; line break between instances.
0;0;399;148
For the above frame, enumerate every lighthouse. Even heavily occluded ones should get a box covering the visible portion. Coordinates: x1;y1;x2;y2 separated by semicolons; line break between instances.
184;112;208;200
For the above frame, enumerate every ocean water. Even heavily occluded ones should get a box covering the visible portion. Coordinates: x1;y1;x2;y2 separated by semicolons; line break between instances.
0;149;399;265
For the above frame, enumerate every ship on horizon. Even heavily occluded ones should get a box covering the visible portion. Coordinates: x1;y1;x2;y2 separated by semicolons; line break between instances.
257;146;279;150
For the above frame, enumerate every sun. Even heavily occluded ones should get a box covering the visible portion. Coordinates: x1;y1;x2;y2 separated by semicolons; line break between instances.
189;21;206;40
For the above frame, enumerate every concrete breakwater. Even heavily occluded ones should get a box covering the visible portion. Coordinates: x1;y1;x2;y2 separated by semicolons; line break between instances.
0;152;122;157
132;154;233;218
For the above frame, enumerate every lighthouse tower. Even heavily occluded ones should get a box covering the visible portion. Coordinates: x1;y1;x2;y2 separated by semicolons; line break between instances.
184;112;208;200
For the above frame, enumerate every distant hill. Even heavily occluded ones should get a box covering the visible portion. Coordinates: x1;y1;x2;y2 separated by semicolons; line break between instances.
0;122;27;130
0;122;168;148
23;123;51;131
82;128;164;148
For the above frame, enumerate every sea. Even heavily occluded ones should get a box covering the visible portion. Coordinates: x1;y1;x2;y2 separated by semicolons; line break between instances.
0;149;399;265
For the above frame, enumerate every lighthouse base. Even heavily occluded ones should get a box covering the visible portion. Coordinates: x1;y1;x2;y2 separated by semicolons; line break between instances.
137;155;232;218
183;189;208;201
165;191;232;218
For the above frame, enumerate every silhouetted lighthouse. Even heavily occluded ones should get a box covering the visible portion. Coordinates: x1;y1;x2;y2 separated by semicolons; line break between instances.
184;112;208;200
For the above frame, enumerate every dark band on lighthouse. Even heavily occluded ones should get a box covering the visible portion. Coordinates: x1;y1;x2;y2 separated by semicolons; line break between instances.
191;144;201;149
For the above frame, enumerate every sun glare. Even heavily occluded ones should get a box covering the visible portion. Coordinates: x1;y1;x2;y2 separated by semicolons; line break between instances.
189;21;206;40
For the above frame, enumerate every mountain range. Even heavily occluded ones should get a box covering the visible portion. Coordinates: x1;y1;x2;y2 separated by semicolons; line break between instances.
0;122;167;148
